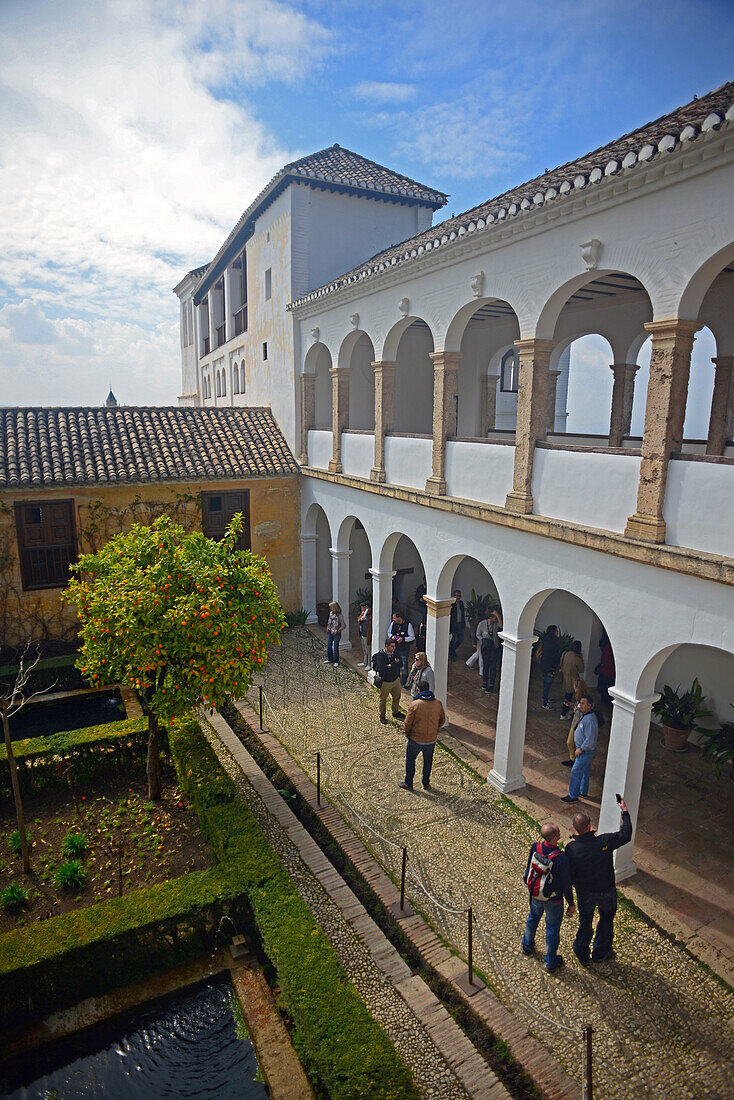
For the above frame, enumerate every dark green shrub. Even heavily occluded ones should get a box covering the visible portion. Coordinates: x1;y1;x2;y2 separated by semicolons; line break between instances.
62;832;89;858
7;830;30;857
1;884;29;911
283;608;310;628
55;860;87;891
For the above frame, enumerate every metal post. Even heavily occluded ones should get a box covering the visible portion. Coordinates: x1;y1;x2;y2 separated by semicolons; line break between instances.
259;685;264;731
582;1025;593;1100
468;906;474;985
316;752;321;806
400;847;407;910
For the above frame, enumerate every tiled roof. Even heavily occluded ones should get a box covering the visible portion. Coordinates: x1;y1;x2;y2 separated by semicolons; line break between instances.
194;144;447;303
0;407;298;489
290;81;734;309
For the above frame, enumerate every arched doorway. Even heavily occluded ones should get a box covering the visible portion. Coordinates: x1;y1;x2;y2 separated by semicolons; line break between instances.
301;502;333;626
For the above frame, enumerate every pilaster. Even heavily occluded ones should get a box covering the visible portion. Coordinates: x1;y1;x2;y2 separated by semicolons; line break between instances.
423;596;454;709
329;547;352;647
505;339;555;514
329;367;350;474
625;320;700;542
546;369;561;433
299;373;316;465
369;568;396;656
706;356;734;456
300;534;319;623
608;363;639;447
370;361;397;482
426;351;463;495
479;373;500;436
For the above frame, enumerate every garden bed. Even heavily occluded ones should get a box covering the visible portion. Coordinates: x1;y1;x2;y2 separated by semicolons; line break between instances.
0;763;213;933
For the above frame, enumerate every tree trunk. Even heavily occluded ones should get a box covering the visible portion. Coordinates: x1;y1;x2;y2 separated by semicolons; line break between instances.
147;711;162;801
1;704;31;873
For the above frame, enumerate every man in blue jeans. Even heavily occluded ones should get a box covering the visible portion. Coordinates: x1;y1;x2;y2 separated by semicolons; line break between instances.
566;799;632;964
561;695;598;803
521;822;576;972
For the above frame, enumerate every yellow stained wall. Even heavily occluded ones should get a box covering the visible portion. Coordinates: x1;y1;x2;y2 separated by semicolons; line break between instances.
0;477;301;648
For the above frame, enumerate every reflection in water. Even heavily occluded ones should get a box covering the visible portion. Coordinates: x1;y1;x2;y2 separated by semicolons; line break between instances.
4;978;267;1099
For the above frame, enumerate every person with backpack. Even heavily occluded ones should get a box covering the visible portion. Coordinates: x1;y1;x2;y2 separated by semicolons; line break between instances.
521;822;575;972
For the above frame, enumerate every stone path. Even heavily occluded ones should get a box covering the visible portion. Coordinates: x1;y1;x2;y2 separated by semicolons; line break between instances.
249;629;734;1100
203;708;509;1099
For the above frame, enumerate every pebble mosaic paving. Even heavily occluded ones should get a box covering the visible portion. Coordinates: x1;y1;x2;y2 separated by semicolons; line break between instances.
247;629;734;1100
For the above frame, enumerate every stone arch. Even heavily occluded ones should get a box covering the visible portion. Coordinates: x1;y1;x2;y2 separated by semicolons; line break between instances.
387;318;435;435
444;299;522;437
444;295;522;354
534;270;654;343
304;342;333;429
339;330;376;431
677;241;734;320
301;502;333;622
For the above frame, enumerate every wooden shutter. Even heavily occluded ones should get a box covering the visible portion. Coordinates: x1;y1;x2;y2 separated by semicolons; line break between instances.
15;499;77;590
202;490;251;551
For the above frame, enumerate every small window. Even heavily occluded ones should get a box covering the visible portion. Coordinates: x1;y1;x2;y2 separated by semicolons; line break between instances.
215;371;221;397
15;499;77;590
500;348;519;393
265;267;272;300
221;371;226;396
263;342;268;361
202;490;251;551
233;364;240;394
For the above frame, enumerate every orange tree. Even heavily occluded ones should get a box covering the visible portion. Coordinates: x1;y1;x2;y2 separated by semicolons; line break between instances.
64;514;284;799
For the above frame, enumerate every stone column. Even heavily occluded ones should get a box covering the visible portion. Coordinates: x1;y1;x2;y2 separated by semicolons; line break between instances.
479;373;500;435
608;364;640;447
223;267;234;343
546;370;561;433
369;568;396;657
329;367;350;474
625;320;699;542
370;361;397;482
300;534;318;624
505;339;555;514
600;687;659;880
426;351;462;495
706;356;734;456
329;547;352;648
298;373;316;465
423;596;453;714
487;633;534;793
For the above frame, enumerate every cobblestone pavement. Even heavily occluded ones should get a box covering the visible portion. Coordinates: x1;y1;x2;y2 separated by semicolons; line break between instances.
249;629;734;1100
202;719;474;1100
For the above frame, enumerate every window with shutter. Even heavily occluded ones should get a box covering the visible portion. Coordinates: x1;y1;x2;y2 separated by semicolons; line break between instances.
15;499;77;590
201;491;251;551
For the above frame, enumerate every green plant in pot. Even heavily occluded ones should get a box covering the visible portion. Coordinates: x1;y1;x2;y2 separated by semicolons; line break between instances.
698;705;734;779
652;678;712;752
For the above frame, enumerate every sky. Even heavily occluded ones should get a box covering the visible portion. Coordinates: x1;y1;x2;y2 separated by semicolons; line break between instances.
0;0;732;432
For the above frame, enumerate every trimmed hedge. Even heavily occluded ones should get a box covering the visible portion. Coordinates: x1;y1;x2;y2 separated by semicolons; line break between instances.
0;717;150;797
0;715;420;1099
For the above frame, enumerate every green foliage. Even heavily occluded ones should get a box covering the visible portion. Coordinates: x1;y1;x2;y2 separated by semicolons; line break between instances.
698;708;734;777
0;718;149;798
557;631;576;654
64;515;285;721
350;586;373;618
465;589;500;623
652;678;713;732
8;830;27;857
62;832;89;858
1;884;29;911
55;860;87;891
283;608;310;628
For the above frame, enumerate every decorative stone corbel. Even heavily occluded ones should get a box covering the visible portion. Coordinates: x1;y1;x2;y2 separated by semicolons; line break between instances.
398;296;410;317
349;313;359;329
580;239;602;270
310;327;320;343
470;271;485;298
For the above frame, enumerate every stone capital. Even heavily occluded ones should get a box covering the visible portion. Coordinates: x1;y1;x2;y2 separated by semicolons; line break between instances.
643;318;701;348
423;596;454;619
609;362;640;381
300;534;318;544
371;360;398;374
369;568;396;582
329;366;351;378
607;686;660;714
497;632;536;653
712;355;734;370
329;547;352;560
513;338;557;357
429;350;463;371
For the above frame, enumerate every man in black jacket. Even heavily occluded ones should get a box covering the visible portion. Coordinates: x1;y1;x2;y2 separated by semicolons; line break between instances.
372;639;405;725
566;799;632;964
540;625;561;709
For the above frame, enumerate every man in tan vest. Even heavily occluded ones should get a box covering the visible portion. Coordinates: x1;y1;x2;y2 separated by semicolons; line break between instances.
399;679;446;791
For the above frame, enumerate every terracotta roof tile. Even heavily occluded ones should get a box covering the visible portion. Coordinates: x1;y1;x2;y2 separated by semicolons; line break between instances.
0;407;298;490
290;81;734;309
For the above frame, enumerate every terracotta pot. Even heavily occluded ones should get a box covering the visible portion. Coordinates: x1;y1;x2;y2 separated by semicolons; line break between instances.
315;601;330;629
662;724;690;752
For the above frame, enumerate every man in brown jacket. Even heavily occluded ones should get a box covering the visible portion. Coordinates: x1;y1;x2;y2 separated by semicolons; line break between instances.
399;680;446;791
560;641;585;719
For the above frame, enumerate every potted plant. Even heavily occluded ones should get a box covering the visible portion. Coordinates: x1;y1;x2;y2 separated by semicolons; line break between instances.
698;706;734;780
652;678;712;752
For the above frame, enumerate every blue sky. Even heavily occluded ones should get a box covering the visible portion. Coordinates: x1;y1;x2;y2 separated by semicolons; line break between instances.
0;0;732;427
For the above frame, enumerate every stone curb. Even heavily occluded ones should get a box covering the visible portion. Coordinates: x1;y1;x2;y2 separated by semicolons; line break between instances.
228;700;579;1100
208;705;511;1100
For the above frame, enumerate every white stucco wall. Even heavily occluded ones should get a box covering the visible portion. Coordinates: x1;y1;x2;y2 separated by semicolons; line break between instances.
341;432;374;478
445;441;515;506
384;435;433;490
532;448;641;533
664;458;734;557
308;429;332;470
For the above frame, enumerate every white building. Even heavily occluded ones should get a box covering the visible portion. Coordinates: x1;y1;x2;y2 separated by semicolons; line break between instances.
177;81;734;879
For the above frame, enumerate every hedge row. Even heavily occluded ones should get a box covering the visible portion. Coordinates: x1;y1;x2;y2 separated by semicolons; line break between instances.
0;717;151;798
171;715;420;1100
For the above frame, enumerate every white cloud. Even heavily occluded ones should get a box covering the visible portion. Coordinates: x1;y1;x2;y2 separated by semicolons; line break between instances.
353;81;416;104
0;0;333;405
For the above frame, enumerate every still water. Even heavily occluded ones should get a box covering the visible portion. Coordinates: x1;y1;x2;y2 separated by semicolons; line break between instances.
2;978;268;1099
8;691;126;741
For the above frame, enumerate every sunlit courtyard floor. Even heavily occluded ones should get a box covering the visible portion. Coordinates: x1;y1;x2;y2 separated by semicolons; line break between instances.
247;628;734;1100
